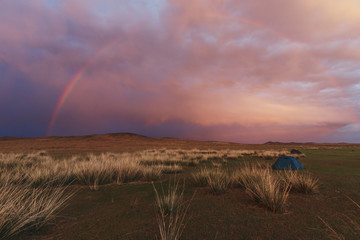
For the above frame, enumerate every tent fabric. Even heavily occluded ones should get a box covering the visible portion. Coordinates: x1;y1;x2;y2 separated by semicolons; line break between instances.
290;149;302;154
272;156;304;170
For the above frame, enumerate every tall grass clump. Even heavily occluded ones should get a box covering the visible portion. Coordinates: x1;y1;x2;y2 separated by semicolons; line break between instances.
153;180;191;240
192;168;232;193
0;152;165;190
142;167;163;181
237;164;290;213
206;168;232;195
0;152;77;187
74;154;144;190
0;179;73;239
279;170;319;194
234;164;264;189
191;168;211;187
75;160;113;190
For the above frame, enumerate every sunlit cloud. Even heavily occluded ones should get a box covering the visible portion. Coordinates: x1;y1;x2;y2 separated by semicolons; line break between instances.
0;0;359;142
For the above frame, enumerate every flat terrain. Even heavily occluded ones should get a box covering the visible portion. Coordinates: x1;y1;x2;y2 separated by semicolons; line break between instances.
1;133;359;240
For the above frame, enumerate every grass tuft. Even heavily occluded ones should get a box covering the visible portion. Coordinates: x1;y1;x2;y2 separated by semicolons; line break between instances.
191;168;211;187
0;180;73;239
192;168;232;194
236;164;290;213
206;168;232;195
153;180;191;240
279;170;319;194
142;167;163;181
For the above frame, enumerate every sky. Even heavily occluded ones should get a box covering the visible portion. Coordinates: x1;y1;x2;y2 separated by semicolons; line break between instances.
0;0;360;143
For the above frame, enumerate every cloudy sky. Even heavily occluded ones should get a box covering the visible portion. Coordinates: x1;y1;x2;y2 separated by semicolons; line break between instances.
1;0;359;143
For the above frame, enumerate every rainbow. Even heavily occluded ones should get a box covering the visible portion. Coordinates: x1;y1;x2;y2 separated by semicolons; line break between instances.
47;14;358;136
46;39;120;136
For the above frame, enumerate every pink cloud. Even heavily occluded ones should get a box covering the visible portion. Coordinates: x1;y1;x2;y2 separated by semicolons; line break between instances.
0;0;359;142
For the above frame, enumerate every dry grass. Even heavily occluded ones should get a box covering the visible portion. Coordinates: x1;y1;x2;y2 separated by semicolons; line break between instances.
0;149;294;188
191;168;211;187
74;154;145;190
235;164;291;213
234;163;265;188
134;149;297;166
0;148;298;238
245;171;291;213
0;152;77;186
318;216;345;240
153;180;184;216
0;152;164;190
159;164;183;174
153;180;191;240
206;168;232;195
192;168;232;194
279;170;319;194
318;195;360;240
0;178;73;239
142;167;163;181
0;149;288;189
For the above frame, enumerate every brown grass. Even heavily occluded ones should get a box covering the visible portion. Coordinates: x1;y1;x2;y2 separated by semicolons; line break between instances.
1;133;356;156
74;154;144;190
206;168;232;195
236;164;291;213
318;195;360;240
234;163;264;188
159;164;183;174
279;170;319;194
0;149;288;190
318;216;345;240
0;149;300;189
191;168;211;187
0;152;165;190
192;168;233;194
0;179;73;239
153;180;191;240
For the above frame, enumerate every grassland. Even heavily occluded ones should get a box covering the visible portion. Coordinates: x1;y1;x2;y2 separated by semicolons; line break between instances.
0;133;359;239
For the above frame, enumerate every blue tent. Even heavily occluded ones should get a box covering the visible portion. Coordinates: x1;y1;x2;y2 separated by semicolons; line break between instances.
290;149;302;154
272;156;304;170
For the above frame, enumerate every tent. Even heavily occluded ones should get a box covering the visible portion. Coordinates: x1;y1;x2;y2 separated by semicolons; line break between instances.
290;149;302;154
272;156;304;170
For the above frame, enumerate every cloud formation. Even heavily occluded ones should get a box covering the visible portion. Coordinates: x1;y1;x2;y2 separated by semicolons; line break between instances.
0;0;359;143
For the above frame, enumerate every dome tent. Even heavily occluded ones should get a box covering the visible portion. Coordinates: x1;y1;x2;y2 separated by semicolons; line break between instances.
272;156;304;170
290;149;302;154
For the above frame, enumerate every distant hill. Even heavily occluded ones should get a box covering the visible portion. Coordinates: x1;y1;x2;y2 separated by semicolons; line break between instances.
264;141;316;145
1;132;359;157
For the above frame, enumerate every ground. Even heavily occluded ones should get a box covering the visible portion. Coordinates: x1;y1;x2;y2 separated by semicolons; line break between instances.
1;133;359;240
